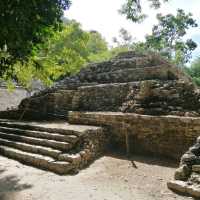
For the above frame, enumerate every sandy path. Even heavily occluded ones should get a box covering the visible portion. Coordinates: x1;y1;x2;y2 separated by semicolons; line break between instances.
0;154;192;200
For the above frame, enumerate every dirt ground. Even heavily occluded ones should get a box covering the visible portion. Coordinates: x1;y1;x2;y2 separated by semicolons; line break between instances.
0;153;194;200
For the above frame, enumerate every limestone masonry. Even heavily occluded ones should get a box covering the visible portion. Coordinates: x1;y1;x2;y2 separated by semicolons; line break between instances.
9;51;200;119
0;51;200;197
168;137;200;198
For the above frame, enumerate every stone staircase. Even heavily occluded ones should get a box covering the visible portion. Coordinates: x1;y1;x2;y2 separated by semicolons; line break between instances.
0;119;106;175
0;51;198;178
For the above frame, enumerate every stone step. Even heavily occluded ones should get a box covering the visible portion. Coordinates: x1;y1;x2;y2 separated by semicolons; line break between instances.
167;180;200;198
0;145;73;174
0;138;83;163
0;126;79;144
192;165;200;173
79;56;164;77
0;138;62;159
0;132;72;151
0;119;105;174
58;153;82;163
80;64;175;84
0;120;81;136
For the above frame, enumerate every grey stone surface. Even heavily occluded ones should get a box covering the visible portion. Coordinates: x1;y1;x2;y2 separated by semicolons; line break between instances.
168;180;200;198
68;111;200;160
0;119;108;174
1;51;200;183
4;51;198;120
192;165;200;173
169;136;200;198
174;165;191;181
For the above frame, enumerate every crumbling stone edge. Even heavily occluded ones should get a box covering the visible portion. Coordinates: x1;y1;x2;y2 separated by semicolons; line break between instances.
167;136;200;198
67;128;110;174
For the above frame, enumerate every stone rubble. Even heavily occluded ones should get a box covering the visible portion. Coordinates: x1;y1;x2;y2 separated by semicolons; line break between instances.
168;136;200;198
120;80;200;116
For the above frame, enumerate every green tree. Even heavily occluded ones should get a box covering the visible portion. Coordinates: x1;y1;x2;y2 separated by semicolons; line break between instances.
87;31;108;54
120;0;169;22
86;31;112;62
120;1;198;66
13;20;90;87
0;0;71;77
112;28;151;55
186;57;200;86
88;28;138;63
113;28;134;49
145;9;198;65
12;20;112;87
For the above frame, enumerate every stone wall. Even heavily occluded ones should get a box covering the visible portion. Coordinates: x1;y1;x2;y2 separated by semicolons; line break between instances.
14;83;132;120
12;78;200;121
78;64;178;84
121;80;200;116
6;51;197;121
55;52;191;88
18;90;76;119
68;111;200;160
168;137;200;198
72;83;134;111
75;127;110;170
15;82;135;119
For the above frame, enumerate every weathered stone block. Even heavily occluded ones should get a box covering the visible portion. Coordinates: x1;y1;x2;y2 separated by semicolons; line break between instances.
192;165;200;173
174;165;191;181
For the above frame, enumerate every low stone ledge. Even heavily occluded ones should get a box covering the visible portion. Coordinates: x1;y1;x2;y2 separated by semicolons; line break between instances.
167;180;200;198
68;111;200;160
67;127;110;172
167;135;200;198
167;180;188;194
192;165;200;173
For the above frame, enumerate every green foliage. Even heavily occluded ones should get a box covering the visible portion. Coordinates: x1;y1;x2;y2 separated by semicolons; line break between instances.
88;51;112;62
37;21;90;75
186;57;200;86
11;20;90;87
120;1;198;66
120;0;169;23
88;28;138;63
0;0;71;77
8;20;111;87
113;28;134;49
120;0;147;23
13;60;38;88
86;31;111;62
0;46;13;77
112;28;152;55
87;31;108;55
144;9;197;65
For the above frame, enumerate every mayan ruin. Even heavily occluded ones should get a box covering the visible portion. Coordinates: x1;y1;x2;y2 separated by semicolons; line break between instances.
0;51;199;198
1;1;200;199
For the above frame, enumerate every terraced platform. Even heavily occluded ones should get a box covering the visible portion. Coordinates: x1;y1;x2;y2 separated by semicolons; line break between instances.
2;51;200;199
0;119;107;175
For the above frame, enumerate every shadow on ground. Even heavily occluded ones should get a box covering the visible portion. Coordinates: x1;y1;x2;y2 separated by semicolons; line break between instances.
105;152;200;199
105;150;179;169
0;168;32;200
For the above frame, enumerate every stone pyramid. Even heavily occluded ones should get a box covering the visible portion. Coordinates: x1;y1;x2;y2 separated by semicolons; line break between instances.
2;51;200;177
1;51;200;120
